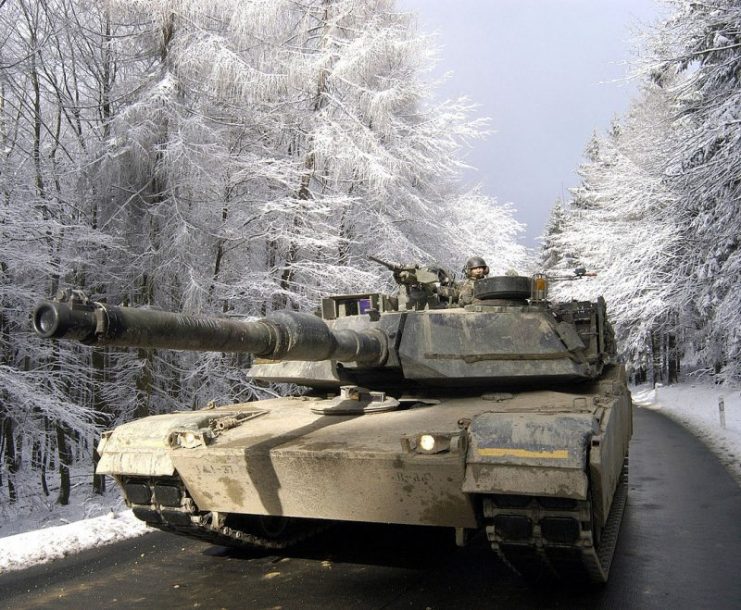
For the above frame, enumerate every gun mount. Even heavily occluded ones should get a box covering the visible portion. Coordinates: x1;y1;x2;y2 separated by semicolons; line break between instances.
369;256;458;310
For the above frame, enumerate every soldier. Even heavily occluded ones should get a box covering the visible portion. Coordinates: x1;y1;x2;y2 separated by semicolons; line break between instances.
458;256;489;305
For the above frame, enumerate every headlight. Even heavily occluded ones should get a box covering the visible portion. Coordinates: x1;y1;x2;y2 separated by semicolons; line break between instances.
401;433;465;454
169;429;211;449
419;434;436;452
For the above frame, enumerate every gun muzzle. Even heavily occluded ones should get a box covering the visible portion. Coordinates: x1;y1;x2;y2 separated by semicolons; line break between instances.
33;301;98;342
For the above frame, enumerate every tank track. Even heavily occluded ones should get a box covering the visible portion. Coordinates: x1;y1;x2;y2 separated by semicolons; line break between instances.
122;475;329;551
149;515;330;550
484;457;628;584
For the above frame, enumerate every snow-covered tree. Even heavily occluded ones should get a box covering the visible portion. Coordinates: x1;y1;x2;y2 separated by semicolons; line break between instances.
646;0;741;381
0;0;122;504
84;0;526;408
543;0;741;384
1;0;526;508
543;86;682;383
438;190;528;276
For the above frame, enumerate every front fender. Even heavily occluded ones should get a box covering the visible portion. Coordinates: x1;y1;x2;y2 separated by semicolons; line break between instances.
462;412;600;499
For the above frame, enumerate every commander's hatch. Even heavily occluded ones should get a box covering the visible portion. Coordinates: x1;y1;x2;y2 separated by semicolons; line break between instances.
320;293;397;320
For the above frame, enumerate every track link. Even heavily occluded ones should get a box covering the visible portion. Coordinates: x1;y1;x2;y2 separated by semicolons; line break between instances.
150;514;330;550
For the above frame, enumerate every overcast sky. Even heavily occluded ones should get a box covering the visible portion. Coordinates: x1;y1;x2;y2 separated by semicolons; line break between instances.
401;0;664;249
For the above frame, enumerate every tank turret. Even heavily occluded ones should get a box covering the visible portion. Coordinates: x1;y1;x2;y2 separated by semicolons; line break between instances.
34;268;616;391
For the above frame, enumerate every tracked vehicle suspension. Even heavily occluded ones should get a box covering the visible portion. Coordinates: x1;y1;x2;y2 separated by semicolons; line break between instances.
483;457;628;583
121;476;328;549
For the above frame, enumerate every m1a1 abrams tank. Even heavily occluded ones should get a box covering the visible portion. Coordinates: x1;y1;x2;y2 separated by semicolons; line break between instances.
32;263;631;583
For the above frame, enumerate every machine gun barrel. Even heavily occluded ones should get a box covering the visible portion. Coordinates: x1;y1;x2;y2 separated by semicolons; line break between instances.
368;255;404;272
32;293;387;364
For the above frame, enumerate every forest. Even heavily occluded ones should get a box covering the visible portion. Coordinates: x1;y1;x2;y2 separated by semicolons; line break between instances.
541;0;740;390
0;0;738;509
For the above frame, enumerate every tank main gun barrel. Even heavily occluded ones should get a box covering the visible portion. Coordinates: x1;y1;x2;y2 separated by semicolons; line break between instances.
32;290;387;365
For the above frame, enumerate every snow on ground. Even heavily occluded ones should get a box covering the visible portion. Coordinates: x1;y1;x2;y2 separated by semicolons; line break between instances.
0;485;148;575
0;509;148;574
1;380;739;575
632;381;741;484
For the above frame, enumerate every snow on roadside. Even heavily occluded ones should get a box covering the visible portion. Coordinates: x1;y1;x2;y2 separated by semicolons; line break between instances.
0;482;150;575
0;509;148;575
632;381;741;484
1;381;739;575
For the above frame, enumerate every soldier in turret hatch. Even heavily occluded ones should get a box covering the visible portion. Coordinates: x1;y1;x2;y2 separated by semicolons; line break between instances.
458;256;489;305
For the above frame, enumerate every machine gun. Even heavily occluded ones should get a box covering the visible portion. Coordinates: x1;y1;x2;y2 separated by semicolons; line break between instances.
368;256;458;309
547;267;598;281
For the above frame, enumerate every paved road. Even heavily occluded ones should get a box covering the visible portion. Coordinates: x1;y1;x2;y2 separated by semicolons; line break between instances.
1;406;740;610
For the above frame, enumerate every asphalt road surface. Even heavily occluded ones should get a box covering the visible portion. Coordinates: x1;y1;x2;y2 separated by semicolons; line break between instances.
1;406;740;610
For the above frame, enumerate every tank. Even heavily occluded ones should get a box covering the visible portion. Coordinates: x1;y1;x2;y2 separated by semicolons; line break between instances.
32;264;631;583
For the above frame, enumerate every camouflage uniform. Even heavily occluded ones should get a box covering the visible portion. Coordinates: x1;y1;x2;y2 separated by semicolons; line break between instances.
458;256;489;306
458;278;476;306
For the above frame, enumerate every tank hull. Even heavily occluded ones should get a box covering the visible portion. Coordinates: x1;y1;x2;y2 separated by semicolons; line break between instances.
98;366;631;581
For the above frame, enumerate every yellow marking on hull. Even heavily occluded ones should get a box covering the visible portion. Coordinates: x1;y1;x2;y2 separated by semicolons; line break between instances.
477;447;569;459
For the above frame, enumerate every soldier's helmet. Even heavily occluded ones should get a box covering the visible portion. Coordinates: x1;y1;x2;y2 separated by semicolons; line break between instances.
464;256;489;278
